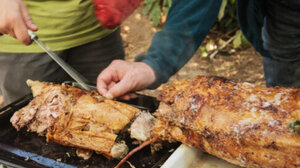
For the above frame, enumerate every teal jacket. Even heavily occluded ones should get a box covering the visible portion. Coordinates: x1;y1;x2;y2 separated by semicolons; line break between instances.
135;0;271;88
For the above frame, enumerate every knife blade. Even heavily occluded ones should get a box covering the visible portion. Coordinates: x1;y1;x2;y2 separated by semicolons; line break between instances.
28;30;93;92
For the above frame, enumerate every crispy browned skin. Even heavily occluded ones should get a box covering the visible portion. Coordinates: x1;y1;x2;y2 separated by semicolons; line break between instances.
11;80;140;159
153;76;300;168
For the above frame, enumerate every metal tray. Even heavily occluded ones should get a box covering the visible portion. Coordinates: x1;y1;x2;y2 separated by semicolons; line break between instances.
0;90;179;168
161;144;241;168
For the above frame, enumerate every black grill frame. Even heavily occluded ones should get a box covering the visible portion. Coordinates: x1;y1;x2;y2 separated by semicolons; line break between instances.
0;90;178;168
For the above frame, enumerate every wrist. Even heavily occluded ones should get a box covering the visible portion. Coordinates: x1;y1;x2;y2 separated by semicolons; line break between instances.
140;62;156;85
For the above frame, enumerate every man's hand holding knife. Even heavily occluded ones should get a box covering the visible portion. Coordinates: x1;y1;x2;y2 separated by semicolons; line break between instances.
0;0;38;45
0;0;153;101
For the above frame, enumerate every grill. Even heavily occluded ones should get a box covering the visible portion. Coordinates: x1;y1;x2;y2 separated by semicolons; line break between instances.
0;91;179;168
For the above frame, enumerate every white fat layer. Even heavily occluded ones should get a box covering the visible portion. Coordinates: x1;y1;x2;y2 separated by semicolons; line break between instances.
130;112;156;141
111;141;128;159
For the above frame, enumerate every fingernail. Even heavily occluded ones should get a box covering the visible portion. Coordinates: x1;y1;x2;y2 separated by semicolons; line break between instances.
98;88;107;95
105;92;113;99
31;23;37;30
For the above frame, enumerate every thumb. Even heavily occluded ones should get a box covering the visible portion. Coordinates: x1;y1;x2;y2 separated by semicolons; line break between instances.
20;3;37;31
105;76;135;99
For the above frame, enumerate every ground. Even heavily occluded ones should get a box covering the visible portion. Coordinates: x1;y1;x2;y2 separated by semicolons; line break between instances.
121;6;265;97
0;6;266;106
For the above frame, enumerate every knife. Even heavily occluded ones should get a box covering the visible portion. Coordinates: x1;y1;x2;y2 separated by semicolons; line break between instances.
27;31;150;111
28;30;93;92
69;81;151;111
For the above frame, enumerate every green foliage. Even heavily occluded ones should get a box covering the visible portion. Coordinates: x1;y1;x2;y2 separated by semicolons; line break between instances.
199;46;208;58
289;120;300;135
233;30;250;48
142;0;249;48
216;0;238;33
217;0;249;48
142;0;172;26
218;0;228;21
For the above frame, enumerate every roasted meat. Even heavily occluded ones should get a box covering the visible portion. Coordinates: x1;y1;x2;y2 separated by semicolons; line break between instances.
10;80;140;159
152;76;300;168
130;112;156;141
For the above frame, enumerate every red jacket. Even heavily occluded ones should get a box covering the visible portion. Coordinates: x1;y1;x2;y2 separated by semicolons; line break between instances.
93;0;141;29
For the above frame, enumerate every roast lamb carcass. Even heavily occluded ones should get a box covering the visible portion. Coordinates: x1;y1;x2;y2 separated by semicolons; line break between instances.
10;80;140;159
151;76;299;168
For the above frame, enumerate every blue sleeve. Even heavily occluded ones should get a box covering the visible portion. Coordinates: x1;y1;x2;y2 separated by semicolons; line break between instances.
135;0;222;88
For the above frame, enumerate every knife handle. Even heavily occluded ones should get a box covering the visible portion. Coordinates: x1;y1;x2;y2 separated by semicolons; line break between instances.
28;30;37;40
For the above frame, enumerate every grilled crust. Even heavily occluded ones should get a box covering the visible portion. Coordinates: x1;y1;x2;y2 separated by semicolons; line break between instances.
11;80;140;159
45;84;140;159
153;76;300;168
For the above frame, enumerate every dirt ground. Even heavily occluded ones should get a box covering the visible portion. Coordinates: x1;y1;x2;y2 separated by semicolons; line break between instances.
0;6;266;106
121;7;265;97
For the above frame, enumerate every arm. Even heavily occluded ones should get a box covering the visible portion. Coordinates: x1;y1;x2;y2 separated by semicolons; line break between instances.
97;0;222;99
0;0;38;45
136;0;222;88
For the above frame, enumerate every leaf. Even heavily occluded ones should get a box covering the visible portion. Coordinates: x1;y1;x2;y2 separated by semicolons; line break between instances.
142;0;172;26
163;0;173;7
163;0;172;15
202;51;208;58
168;0;173;5
150;2;161;26
163;7;170;15
142;0;158;15
199;46;206;52
241;33;250;47
144;0;157;4
218;0;228;21
142;3;154;15
233;30;242;48
163;0;168;6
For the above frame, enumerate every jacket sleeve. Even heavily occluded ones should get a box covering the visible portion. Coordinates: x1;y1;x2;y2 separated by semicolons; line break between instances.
135;0;222;88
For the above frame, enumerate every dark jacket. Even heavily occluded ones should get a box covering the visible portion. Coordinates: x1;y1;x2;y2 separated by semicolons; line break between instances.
135;0;271;88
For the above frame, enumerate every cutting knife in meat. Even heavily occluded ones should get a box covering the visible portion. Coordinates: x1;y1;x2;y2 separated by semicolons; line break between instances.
27;31;150;111
70;82;151;111
28;30;93;92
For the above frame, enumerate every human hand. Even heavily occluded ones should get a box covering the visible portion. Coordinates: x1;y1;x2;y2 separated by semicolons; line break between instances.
0;0;38;45
97;60;156;100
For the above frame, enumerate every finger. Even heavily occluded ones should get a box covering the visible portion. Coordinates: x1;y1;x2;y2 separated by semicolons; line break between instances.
118;94;131;101
115;92;136;100
3;26;17;38
128;93;137;99
20;2;37;31
97;79;109;96
97;68;117;97
14;13;31;45
107;75;135;99
97;66;117;85
8;30;17;38
9;32;17;38
108;81;116;89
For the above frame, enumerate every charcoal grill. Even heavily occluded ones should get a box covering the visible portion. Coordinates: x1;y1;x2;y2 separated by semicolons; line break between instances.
0;90;179;168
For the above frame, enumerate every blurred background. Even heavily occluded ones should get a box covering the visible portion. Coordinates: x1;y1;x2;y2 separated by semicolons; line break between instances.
0;0;265;106
124;0;265;97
